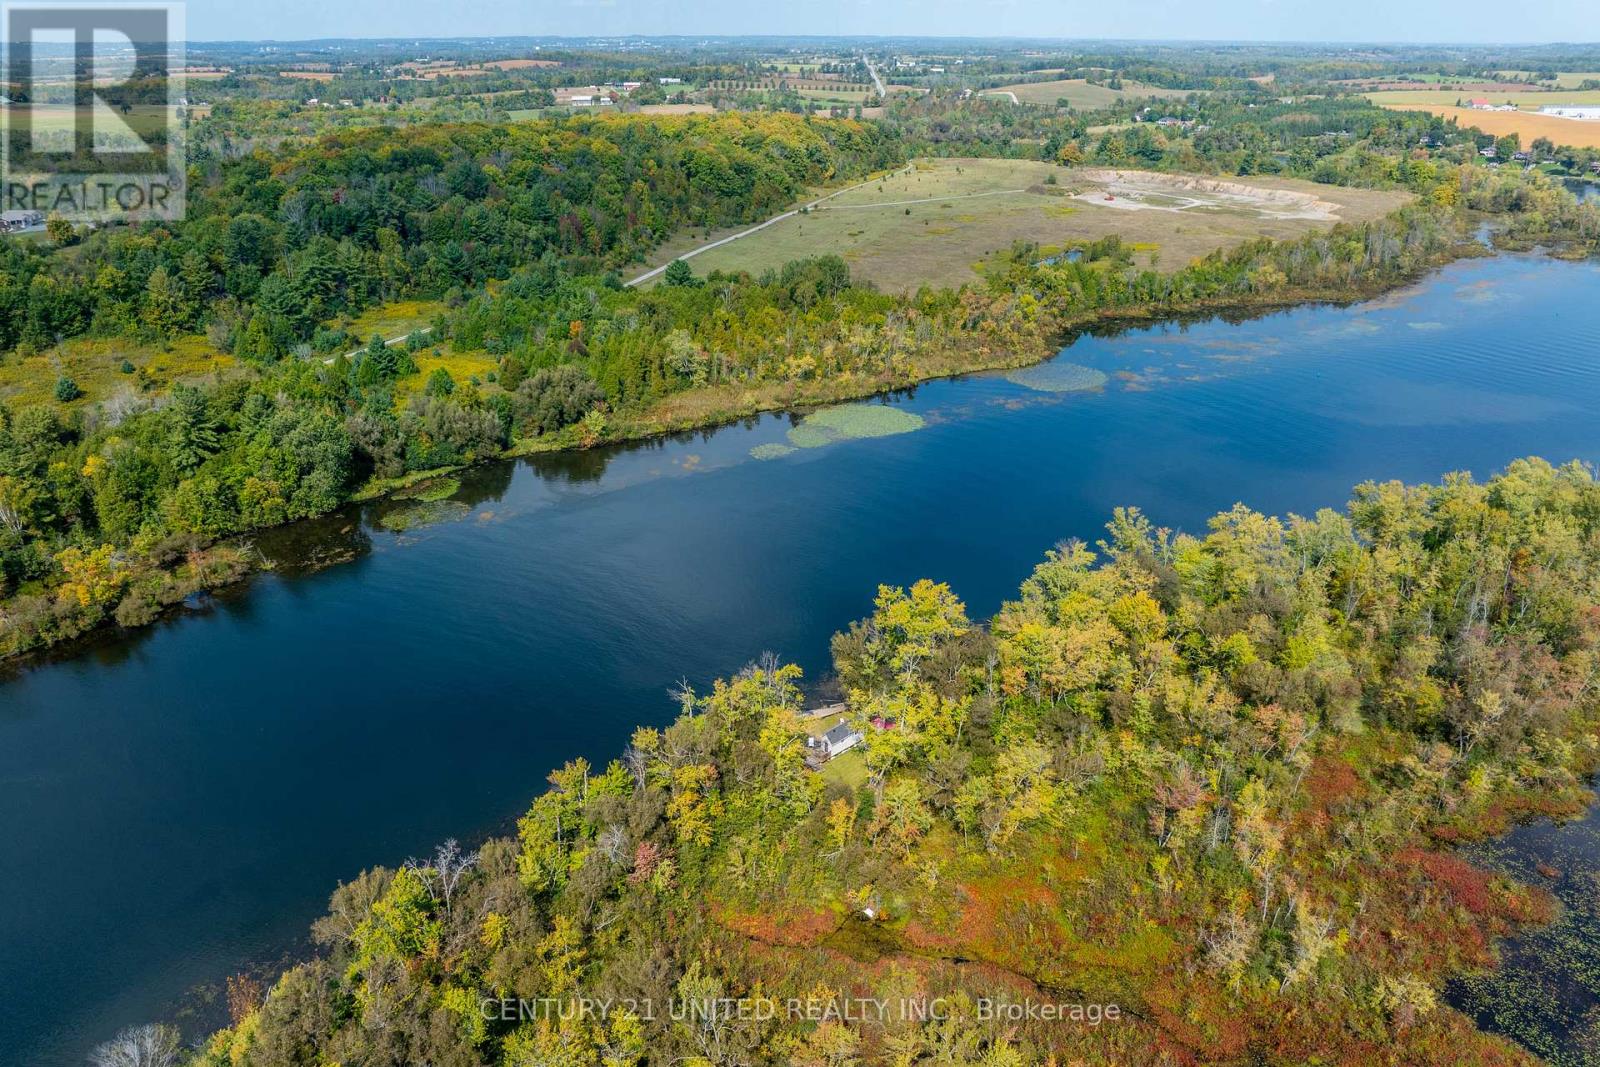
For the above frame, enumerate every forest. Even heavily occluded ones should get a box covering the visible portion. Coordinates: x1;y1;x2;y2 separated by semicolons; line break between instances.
165;458;1600;1065
8;36;1600;1067
4;48;1600;661
4;94;1599;657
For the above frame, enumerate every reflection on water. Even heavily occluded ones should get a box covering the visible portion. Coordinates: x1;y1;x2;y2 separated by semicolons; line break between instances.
4;255;1600;1066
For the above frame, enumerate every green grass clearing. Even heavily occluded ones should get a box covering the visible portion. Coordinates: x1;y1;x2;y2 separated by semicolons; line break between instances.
1496;71;1600;89
332;299;447;345
818;748;869;790
676;157;1409;292
0;334;237;409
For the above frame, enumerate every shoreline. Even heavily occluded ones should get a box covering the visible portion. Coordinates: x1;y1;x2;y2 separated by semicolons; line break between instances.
14;246;1600;1067
0;238;1520;670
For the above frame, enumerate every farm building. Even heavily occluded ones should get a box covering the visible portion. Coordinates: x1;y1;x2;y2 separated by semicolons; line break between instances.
1539;106;1600;121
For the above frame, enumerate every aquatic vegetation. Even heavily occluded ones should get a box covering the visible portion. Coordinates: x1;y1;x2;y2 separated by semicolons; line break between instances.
1447;816;1600;1064
749;442;797;460
392;476;461;503
1006;360;1111;393
377;499;471;532
785;403;926;448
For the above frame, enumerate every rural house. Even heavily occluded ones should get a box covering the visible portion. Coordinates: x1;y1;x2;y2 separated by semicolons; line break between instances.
808;721;864;761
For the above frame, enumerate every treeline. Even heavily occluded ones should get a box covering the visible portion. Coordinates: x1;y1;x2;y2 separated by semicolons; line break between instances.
0;193;1477;657
0;111;900;357
170;459;1600;1065
895;89;1600;192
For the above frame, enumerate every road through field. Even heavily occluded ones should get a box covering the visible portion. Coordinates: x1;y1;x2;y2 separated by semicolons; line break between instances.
624;164;914;287
864;54;887;98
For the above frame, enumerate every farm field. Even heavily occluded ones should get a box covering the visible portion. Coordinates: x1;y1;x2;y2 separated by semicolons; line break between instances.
1378;103;1600;149
1498;71;1600;88
795;87;870;105
635;103;717;115
661;158;1408;292
1365;88;1600;108
987;78;1196;108
4;103;175;147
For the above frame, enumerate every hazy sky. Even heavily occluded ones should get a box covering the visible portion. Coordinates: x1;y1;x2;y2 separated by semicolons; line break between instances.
187;0;1592;46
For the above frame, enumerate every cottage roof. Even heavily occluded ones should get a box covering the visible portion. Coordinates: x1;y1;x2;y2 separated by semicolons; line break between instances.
822;722;858;747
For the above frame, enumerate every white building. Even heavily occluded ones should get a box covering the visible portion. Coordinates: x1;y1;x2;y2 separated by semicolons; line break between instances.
1539;106;1600;121
808;721;863;760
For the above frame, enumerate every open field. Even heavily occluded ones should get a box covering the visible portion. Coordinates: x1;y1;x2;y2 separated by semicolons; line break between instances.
333;299;445;344
662;158;1408;292
1379;104;1600;149
1498;71;1600;88
626;164;914;280
796;87;870;104
1340;77;1543;92
480;58;561;71
1365;88;1600;108
392;350;498;404
988;78;1196;108
0;335;235;409
636;103;718;115
5;103;176;146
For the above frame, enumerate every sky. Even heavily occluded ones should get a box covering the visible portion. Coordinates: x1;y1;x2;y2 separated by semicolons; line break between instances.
186;0;1593;46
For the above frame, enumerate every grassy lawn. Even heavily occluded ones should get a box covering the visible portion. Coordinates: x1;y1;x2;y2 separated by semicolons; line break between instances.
989;78;1196;108
0;334;237;409
1378;104;1600;150
818;748;869;791
672;158;1409;292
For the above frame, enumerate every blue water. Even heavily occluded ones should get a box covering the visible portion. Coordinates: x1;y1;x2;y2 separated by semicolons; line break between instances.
4;254;1600;1065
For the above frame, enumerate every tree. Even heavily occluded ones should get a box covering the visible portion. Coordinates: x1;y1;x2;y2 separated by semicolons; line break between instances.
53;376;81;402
663;258;697;287
141;267;192;336
168;384;219;473
44;214;74;245
88;1024;180;1067
424;368;456;397
513;366;604;435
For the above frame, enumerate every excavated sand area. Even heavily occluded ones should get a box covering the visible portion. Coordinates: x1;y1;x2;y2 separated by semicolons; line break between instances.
1072;169;1344;221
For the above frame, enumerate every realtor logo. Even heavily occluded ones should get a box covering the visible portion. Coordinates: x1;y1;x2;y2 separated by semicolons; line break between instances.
1;1;186;221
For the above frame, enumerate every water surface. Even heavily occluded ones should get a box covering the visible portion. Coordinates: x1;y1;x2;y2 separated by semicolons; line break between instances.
5;254;1600;1065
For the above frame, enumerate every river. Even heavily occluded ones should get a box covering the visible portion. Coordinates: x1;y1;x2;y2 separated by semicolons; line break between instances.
4;253;1600;1065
